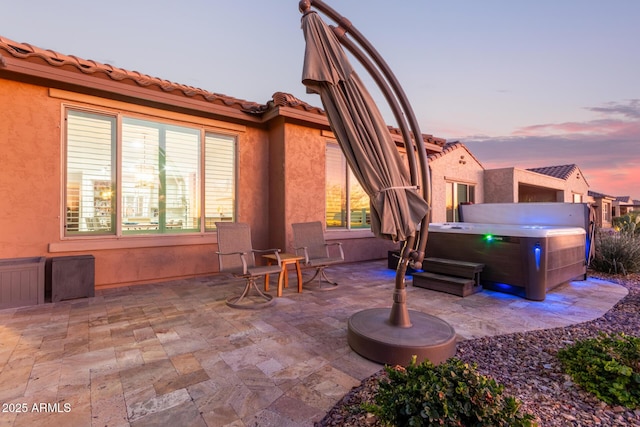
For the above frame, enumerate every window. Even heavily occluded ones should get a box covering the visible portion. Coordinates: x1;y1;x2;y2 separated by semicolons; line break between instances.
446;182;475;222
325;144;370;229
65;109;236;236
603;201;612;223
65;110;116;233
121;118;200;233
573;193;583;203
204;134;236;230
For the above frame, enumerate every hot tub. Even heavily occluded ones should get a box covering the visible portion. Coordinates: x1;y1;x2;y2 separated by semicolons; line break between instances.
424;222;587;300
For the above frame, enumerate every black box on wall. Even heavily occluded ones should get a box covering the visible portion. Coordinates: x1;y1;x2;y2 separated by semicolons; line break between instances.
45;255;95;302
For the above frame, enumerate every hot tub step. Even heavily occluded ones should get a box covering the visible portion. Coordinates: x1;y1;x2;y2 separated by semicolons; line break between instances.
412;271;482;297
422;257;484;279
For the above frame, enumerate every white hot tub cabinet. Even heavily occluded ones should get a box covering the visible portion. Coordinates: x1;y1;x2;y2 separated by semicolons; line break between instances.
425;223;587;301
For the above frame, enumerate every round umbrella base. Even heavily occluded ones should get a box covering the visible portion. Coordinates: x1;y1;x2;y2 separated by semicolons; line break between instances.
347;308;456;366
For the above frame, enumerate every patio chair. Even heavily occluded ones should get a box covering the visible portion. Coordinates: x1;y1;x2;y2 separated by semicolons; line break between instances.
85;217;109;231
215;222;283;309
292;221;344;290
84;217;98;231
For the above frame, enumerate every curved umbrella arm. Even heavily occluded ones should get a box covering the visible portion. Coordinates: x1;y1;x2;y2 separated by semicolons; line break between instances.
300;0;430;266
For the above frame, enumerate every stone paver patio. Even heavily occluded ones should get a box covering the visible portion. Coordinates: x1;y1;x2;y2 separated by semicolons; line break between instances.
0;260;627;426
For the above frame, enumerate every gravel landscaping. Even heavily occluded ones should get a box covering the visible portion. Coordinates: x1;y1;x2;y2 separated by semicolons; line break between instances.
316;272;640;426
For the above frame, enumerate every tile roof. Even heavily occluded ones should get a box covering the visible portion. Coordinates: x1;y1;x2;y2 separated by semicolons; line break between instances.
0;35;269;114
0;34;446;145
588;190;616;199
427;141;484;167
0;36;341;121
267;91;325;115
267;93;446;147
526;164;577;180
613;196;640;205
387;127;446;147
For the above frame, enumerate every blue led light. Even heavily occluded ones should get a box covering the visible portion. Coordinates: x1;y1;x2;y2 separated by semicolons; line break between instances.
534;242;541;270
484;234;494;242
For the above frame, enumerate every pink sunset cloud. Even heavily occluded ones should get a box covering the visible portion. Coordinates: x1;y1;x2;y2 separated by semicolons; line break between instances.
512;119;636;137
513;99;640;139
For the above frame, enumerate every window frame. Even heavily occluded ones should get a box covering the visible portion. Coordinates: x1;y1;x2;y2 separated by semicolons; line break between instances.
64;109;118;236
446;181;476;222
325;142;371;231
62;105;238;240
603;201;612;222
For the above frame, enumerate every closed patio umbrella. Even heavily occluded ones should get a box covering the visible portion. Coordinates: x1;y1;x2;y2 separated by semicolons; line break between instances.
299;0;456;366
301;9;428;243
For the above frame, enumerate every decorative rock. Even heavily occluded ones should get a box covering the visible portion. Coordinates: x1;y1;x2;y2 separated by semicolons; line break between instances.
315;273;640;427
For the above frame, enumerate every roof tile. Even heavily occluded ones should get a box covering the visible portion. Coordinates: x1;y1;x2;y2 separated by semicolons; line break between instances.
526;164;577;180
268;91;324;114
428;141;484;167
0;35;265;113
0;35;446;144
588;190;616;199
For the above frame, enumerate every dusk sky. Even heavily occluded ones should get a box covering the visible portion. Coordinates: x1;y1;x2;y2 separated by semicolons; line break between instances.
3;1;638;199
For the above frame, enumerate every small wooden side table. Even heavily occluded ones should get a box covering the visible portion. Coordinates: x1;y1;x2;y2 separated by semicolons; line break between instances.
263;253;304;297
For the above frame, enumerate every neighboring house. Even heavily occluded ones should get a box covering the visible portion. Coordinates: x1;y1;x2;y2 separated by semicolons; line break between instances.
483;164;589;204
588;190;616;229
586;193;640;230
427;142;484;222
0;35;449;289
613;196;640;217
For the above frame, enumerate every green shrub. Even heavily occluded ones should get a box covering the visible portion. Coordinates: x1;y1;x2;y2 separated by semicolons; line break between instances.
613;213;640;235
557;333;640;409
590;229;640;274
365;356;535;427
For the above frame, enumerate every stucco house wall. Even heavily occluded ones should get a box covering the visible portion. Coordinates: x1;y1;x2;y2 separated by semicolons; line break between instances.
275;123;398;261
1;80;62;257
0;35;413;290
483;168;517;203
484;167;589;204
588;191;616;229
428;143;485;222
514;169;566;202
0;81;274;288
558;168;589;202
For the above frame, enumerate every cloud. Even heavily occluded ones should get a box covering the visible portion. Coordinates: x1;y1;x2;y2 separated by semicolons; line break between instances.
512;119;638;137
462;100;640;199
587;99;640;120
512;100;640;137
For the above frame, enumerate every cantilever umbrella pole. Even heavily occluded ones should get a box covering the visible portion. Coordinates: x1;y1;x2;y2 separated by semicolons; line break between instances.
332;34;417;326
300;0;456;365
301;0;422;327
303;0;431;267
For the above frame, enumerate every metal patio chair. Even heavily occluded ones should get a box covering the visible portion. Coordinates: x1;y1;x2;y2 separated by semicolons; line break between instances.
216;222;283;309
292;221;344;290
